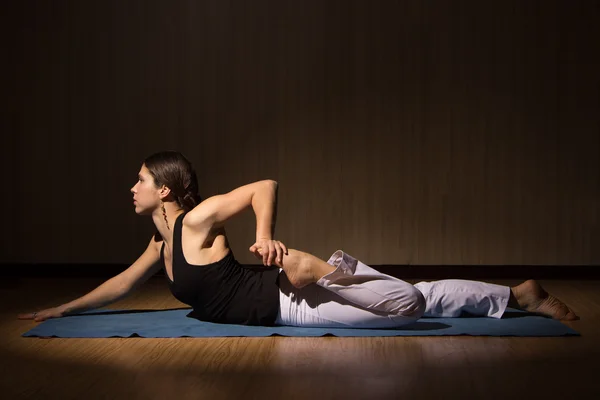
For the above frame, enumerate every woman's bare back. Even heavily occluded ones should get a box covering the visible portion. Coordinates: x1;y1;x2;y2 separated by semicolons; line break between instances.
161;217;231;282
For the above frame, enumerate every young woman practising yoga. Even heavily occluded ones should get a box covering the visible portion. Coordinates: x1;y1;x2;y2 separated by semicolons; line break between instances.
19;151;579;327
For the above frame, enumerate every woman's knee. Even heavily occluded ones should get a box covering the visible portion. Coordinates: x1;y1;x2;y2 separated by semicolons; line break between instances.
399;286;426;320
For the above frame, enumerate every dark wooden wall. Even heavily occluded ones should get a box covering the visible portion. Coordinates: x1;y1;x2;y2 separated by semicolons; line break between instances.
2;1;598;266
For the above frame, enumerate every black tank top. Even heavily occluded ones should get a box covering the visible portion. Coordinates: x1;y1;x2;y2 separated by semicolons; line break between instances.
160;212;281;326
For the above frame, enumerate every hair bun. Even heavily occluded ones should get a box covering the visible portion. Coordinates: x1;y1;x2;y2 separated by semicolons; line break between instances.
143;151;201;212
179;191;201;211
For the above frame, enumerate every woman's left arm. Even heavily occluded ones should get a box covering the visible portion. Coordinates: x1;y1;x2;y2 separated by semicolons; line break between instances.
186;179;277;229
185;179;287;266
252;180;278;242
249;180;288;266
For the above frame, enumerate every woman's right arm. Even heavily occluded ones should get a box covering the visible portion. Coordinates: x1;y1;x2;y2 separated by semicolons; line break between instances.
18;236;163;322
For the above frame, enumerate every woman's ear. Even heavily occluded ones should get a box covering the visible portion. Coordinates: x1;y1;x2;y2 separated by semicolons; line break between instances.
158;185;172;200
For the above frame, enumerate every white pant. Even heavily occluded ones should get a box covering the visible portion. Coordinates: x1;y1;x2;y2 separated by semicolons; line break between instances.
274;250;510;328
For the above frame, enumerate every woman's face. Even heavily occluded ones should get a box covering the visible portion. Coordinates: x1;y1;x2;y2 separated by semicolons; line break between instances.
130;164;160;215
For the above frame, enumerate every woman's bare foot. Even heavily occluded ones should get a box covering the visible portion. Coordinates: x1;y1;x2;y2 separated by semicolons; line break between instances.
278;249;336;289
510;279;579;321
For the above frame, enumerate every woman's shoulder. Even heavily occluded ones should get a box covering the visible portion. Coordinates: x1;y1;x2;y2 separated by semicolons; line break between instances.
179;211;229;252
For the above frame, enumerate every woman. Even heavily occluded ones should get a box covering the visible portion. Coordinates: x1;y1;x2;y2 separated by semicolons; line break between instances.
19;151;578;328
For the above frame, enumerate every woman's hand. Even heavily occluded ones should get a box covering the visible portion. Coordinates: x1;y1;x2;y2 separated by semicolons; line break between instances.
249;239;288;267
17;306;65;322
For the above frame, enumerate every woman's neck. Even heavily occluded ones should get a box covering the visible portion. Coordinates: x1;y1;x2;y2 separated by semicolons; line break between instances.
152;204;185;245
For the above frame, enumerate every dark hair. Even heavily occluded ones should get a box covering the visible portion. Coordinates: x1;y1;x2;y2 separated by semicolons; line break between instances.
143;151;203;212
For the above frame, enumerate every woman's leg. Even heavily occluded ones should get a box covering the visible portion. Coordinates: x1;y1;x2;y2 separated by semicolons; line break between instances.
274;249;425;328
274;249;579;327
413;279;579;320
413;280;511;318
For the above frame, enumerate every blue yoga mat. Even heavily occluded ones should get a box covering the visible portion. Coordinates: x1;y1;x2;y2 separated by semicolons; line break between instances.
22;308;580;338
21;307;579;338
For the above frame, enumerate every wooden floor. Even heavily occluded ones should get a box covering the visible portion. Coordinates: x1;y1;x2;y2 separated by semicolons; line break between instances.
2;277;599;400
